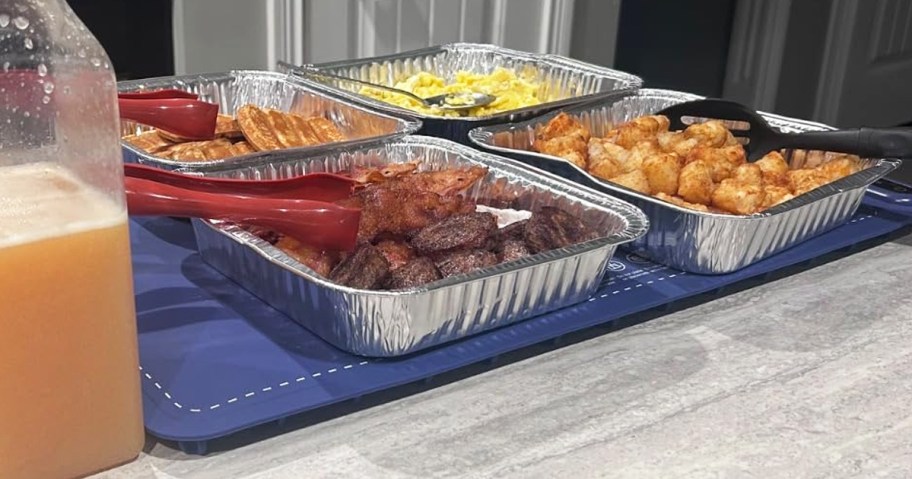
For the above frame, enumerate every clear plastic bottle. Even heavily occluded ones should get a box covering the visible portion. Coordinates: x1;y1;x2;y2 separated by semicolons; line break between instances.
0;1;144;477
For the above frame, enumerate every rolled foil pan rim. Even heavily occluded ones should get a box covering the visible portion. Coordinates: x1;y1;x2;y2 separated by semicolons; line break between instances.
279;42;643;122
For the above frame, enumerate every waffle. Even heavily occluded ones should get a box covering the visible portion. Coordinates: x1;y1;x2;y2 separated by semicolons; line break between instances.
123;130;173;154
215;114;244;138
308;117;345;143
237;105;345;151
159;138;234;161
123;103;346;162
157;114;243;143
236;104;284;151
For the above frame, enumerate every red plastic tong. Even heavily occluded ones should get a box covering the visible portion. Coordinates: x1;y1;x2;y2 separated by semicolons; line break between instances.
118;89;219;141
124;163;362;251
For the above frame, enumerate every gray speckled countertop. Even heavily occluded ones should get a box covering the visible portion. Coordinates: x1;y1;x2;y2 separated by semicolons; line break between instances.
98;234;912;478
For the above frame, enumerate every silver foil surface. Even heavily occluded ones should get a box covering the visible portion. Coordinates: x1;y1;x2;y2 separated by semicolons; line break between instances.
190;136;648;357
118;70;421;172
279;43;641;143
468;89;901;274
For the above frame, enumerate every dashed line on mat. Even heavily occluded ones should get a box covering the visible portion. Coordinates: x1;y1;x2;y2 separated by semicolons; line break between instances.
589;272;687;302
604;265;669;286
139;361;371;414
144;215;874;414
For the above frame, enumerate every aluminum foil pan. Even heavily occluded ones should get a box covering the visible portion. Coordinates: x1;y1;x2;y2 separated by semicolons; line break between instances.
468;89;901;274
118;70;421;172
190;135;648;357
278;43;641;143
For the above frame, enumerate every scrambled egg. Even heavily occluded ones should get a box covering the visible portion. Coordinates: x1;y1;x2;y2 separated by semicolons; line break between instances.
359;67;543;117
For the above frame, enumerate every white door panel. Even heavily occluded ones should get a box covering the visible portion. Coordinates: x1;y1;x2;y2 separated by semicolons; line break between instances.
174;0;576;73
816;0;912;127
173;0;272;74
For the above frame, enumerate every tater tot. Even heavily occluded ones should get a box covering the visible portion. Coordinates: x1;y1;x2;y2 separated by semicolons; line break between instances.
723;133;741;147
711;178;764;215
632;115;671;132
588;156;623;180
818;155;860;182
533;135;588;169
654;192;710;212
624;140;660;173
614;115;671;148
755;151;790;186
762;185;795;210
602;128;619;143
609;170;652;195
732;163;763;187
536;112;590;142
656;131;681;152
803;150;827;168
657;131;700;157
787;168;828;195
684;120;731;148
588;137;628;169
686;145;746;182
642;152;682;195
677;160;715;205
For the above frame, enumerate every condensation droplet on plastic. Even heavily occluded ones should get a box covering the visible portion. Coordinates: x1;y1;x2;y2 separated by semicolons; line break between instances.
41;95;50;104
63;85;71;95
103;61;110;70
23;111;30;118
2;61;9;72
90;57;101;67
77;49;86;58
0;14;10;28
12;15;28;30
37;63;47;76
43;81;54;94
23;37;32;50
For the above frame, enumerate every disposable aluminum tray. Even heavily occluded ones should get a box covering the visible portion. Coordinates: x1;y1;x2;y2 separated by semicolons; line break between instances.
190;136;648;357
468;89;901;274
279;43;641;143
118;70;421;172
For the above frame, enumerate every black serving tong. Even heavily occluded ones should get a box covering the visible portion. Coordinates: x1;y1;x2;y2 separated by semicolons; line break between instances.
657;98;912;162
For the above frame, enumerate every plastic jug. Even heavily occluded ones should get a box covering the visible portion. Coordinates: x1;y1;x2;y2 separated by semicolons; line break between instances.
0;1;144;477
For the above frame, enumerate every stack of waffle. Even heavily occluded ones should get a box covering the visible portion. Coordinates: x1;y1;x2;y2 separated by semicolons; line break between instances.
123;104;346;162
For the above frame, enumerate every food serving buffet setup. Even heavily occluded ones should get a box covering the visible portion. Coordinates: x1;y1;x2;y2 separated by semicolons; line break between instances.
120;43;912;454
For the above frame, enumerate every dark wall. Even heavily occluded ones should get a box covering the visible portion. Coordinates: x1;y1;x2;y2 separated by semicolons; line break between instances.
612;0;737;96
66;0;174;81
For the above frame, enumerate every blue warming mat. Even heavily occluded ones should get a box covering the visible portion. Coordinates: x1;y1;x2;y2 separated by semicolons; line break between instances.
135;187;912;454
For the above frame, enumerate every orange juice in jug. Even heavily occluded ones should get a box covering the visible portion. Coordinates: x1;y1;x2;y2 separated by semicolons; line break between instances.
0;0;144;477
